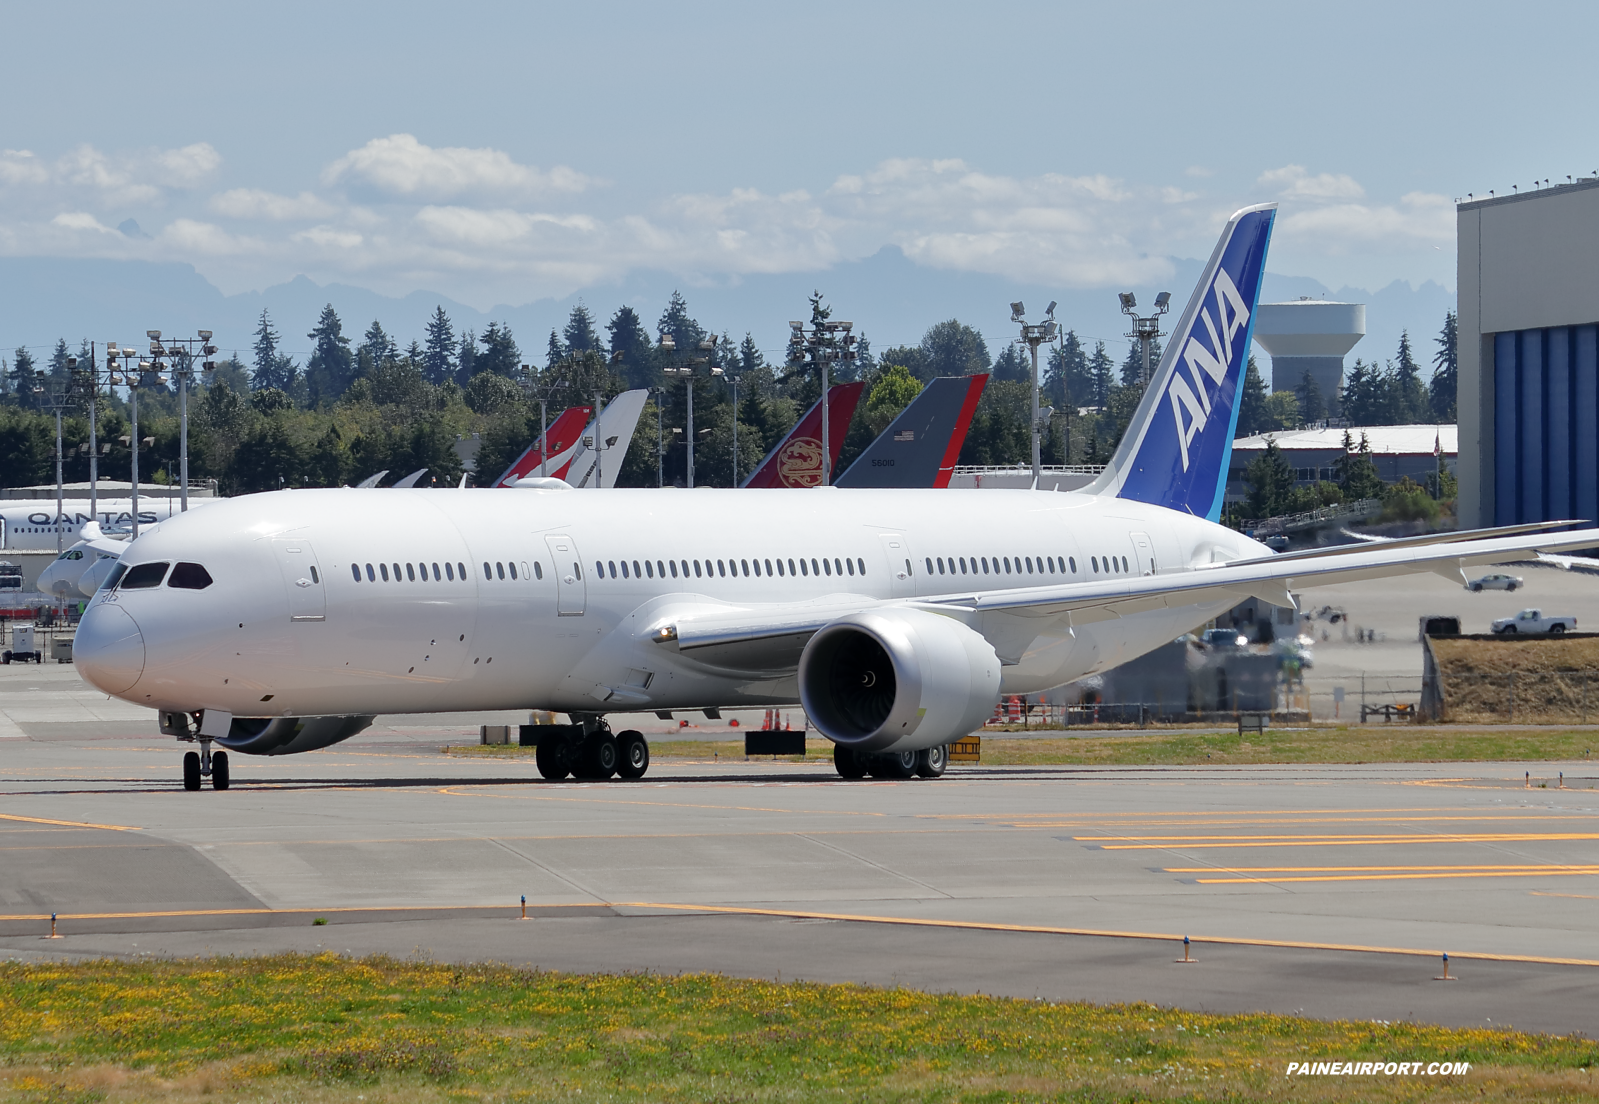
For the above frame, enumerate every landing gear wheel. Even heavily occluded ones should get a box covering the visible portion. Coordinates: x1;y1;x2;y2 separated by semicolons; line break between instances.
914;744;948;778
576;735;619;779
833;745;868;779
212;750;230;790
616;730;650;779
535;741;570;780
868;750;917;780
183;751;201;791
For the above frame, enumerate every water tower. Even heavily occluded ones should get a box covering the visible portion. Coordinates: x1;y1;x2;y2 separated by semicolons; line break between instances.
1251;299;1365;411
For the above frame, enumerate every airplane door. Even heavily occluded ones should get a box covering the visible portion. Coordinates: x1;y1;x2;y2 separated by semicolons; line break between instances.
1129;531;1157;576
877;533;916;598
544;534;586;616
272;539;326;622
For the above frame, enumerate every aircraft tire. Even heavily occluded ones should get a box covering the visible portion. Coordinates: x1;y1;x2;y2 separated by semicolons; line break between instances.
212;750;230;790
914;745;948;778
833;745;868;779
535;741;570;780
183;751;201;791
576;735;619;780
868;750;917;780
616;730;649;779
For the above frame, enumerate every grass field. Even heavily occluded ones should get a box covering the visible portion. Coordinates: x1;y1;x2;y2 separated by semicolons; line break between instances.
1;955;1595;1103
448;727;1599;768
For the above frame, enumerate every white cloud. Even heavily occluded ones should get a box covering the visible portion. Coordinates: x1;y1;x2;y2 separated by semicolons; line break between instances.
1273;191;1454;251
1258;164;1365;201
0;143;219;207
155;143;222;184
324;134;591;199
0;150;49;186
211;189;338;220
291;225;364;250
51;212;117;234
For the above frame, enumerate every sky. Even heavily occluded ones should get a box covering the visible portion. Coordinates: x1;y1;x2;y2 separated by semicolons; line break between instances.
2;0;1594;361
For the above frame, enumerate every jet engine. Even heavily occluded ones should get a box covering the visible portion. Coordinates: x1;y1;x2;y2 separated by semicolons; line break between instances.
798;608;1000;753
215;715;375;756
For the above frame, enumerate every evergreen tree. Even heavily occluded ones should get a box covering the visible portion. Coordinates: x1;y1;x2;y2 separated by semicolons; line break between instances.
1236;354;1269;437
853;332;875;378
422;307;455;386
1244;438;1294;519
1333;429;1385;500
474;321;520;379
1045;330;1088;412
304;304;355;404
562;303;601;355
1339;358;1383;425
546;329;564;369
738;333;765;374
404;340;424;364
862;363;923;435
1295;368;1328;423
7;347;39;410
360;320;397;373
657;290;706;356
606;306;655;388
991;343;1031;383
1263;390;1300;431
1087;341;1115;409
251;309;280;389
456;329;477;383
919;319;989;380
1394;330;1428;422
1430;310;1458;423
1120;338;1161;387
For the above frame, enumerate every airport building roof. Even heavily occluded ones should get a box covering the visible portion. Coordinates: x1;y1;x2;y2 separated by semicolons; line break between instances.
1232;424;1457;457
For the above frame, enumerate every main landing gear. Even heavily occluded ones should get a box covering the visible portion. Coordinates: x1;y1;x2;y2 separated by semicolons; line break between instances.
534;716;650;781
181;739;229;792
833;743;947;780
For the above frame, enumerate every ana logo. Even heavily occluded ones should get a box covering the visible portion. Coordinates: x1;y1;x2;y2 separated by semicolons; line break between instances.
1167;267;1250;471
775;437;825;487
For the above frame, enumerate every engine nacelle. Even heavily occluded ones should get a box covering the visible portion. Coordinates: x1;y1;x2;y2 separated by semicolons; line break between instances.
216;715;375;756
798;608;1000;753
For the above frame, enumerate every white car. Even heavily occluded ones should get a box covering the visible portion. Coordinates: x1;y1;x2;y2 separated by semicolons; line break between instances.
1468;572;1523;592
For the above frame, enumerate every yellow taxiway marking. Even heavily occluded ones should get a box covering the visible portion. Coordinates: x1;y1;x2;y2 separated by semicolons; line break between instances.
1166;863;1599;874
1192;869;1599;884
7;900;1597;969
0;812;140;832
1082;832;1599;849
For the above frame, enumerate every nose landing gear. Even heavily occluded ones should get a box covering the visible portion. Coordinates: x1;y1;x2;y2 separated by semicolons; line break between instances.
164;711;231;791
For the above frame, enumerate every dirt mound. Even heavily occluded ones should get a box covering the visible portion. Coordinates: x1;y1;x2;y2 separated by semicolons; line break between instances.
1428;635;1599;722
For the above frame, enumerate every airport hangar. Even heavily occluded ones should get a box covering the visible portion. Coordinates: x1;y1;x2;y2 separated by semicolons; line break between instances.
1458;179;1599;528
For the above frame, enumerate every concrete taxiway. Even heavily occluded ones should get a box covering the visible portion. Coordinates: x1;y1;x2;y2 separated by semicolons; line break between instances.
3;695;1598;1036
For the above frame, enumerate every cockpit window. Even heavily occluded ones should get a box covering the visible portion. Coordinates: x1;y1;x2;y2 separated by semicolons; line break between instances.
168;562;214;590
99;563;128;591
119;561;170;589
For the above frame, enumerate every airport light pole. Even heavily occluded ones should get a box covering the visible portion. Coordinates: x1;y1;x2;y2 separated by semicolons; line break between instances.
787;312;857;486
660;331;720;488
727;364;744;487
28;369;69;555
647;386;665;487
518;364;568;479
1010;301;1059;485
1119;290;1171;388
149;331;218;510
107;345;162;540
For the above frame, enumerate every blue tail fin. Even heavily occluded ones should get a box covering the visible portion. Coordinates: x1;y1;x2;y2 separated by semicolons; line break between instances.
1087;204;1276;520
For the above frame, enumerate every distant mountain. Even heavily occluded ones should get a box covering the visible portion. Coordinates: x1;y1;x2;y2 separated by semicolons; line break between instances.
0;251;1454;390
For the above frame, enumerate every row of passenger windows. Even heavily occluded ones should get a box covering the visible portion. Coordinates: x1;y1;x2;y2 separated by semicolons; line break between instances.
351;559;547;583
597;556;867;581
923;552;1130;578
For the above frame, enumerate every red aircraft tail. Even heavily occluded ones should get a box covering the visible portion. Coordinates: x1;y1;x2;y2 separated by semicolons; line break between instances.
741;382;866;488
492;405;594;487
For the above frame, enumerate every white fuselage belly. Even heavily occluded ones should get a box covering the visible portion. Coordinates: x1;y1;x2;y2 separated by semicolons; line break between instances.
82;488;1263;719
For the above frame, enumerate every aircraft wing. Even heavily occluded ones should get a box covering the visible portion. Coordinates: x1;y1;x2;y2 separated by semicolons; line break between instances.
655;527;1599;673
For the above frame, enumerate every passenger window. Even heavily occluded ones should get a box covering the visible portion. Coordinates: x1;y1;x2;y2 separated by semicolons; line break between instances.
752;559;761;576
800;559;808;576
717;560;726;577
857;558;866;576
670;560;678;578
693;561;702;578
169;562;214;590
445;562;454;580
497;562;506;580
392;563;402;581
510;562;518;580
1025;557;1033;574
416;562;425;580
846;557;854;576
310;566;320;584
406;563;416;581
634;560;642;578
351;564;361;582
646;561;655;578
765;558;774;576
433;563;442;581
458;562;467;581
533;562;543;580
119;561;170;589
657;560;666;577
1069;557;1077;573
618;561;626;579
811;558;820;575
823;558;832;576
382;563;391;581
741;559;749;576
366;563;376;581
1092;557;1099;572
981;558;989;574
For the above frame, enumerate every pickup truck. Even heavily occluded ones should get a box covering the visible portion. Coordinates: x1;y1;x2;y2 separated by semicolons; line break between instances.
1491;609;1577;634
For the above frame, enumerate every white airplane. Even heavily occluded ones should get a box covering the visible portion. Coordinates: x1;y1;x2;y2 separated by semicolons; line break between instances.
0;497;220;552
71;205;1599;791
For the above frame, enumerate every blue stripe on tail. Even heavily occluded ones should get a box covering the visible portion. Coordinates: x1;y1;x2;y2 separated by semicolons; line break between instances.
1090;204;1276;520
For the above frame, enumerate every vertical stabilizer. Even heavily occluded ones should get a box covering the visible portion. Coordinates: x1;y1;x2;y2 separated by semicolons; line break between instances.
494;405;594;487
835;375;988;488
741;382;866;488
1087;204;1276;520
561;390;649;488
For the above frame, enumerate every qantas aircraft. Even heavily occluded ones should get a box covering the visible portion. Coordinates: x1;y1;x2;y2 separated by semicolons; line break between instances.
0;497;219;552
71;203;1599;791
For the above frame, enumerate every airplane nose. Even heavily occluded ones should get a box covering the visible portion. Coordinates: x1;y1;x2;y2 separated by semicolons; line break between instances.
75;603;145;695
